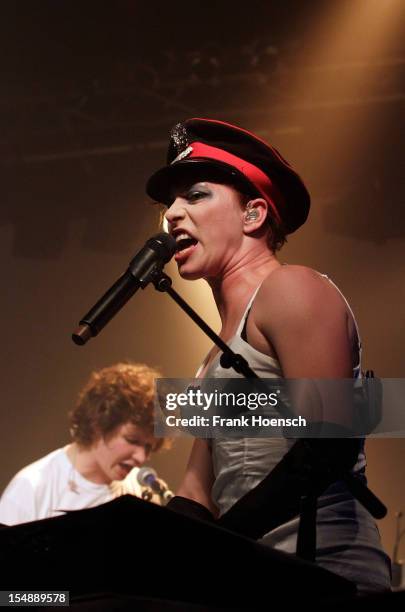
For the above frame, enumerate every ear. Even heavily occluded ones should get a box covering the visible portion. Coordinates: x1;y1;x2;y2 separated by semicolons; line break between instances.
242;198;269;235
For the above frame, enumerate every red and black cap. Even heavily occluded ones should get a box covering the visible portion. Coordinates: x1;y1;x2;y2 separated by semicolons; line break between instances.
146;118;310;234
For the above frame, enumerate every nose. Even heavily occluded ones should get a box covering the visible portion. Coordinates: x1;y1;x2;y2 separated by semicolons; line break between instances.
132;446;148;467
164;196;187;227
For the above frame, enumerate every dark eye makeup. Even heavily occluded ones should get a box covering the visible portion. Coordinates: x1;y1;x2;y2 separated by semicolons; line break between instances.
186;189;208;201
167;183;211;206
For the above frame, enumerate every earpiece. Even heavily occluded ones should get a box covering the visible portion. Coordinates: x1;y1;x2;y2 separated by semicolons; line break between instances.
245;203;259;222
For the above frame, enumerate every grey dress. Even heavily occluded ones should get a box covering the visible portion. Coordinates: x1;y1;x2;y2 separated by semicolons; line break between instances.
199;279;391;594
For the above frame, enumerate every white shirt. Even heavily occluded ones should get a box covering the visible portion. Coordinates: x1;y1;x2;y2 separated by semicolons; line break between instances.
0;447;145;526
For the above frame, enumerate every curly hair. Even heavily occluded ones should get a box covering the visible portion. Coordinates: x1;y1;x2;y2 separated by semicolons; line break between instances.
69;362;168;451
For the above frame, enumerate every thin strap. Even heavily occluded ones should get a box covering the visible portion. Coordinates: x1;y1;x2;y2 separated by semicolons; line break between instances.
319;274;362;346
318;273;362;374
195;284;263;377
235;284;263;336
241;312;249;342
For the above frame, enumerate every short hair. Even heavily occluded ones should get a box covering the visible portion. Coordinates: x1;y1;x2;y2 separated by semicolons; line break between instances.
238;190;287;252
264;207;287;252
69;362;167;451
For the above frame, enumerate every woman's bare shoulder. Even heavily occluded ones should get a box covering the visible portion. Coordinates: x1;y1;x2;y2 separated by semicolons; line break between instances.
254;264;346;323
259;264;329;300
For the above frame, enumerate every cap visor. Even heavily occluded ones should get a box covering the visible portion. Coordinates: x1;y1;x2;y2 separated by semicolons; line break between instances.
146;158;259;205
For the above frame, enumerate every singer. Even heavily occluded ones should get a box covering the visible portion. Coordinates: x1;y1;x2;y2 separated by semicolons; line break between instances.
0;362;170;525
145;118;391;593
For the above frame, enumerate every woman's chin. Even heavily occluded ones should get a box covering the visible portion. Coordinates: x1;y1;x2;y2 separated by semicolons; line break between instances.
177;259;220;282
177;265;204;281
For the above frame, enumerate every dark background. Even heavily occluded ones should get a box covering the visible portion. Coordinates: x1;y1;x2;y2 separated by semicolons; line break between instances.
0;0;404;558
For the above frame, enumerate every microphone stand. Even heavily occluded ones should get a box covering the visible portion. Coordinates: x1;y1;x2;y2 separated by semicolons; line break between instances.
153;269;386;562
153;271;259;379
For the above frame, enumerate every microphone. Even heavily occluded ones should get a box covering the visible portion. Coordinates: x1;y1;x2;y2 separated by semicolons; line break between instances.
137;466;174;503
72;232;176;345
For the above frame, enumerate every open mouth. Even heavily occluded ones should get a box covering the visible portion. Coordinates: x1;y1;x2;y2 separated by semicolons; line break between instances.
118;462;133;476
173;231;199;263
175;233;198;253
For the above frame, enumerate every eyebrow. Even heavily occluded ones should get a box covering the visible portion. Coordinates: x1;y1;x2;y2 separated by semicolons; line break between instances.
172;179;210;191
170;182;210;198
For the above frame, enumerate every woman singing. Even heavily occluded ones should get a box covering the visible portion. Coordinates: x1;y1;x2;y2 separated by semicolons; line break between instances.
146;118;391;593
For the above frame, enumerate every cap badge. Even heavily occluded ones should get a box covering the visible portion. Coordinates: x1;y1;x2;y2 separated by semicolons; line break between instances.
171;145;193;164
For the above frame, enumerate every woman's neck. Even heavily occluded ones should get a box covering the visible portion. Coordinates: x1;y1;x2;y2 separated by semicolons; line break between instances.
208;250;281;332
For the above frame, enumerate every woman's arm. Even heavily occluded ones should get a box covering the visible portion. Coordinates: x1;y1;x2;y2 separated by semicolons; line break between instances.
254;266;354;377
176;438;218;517
253;266;355;428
